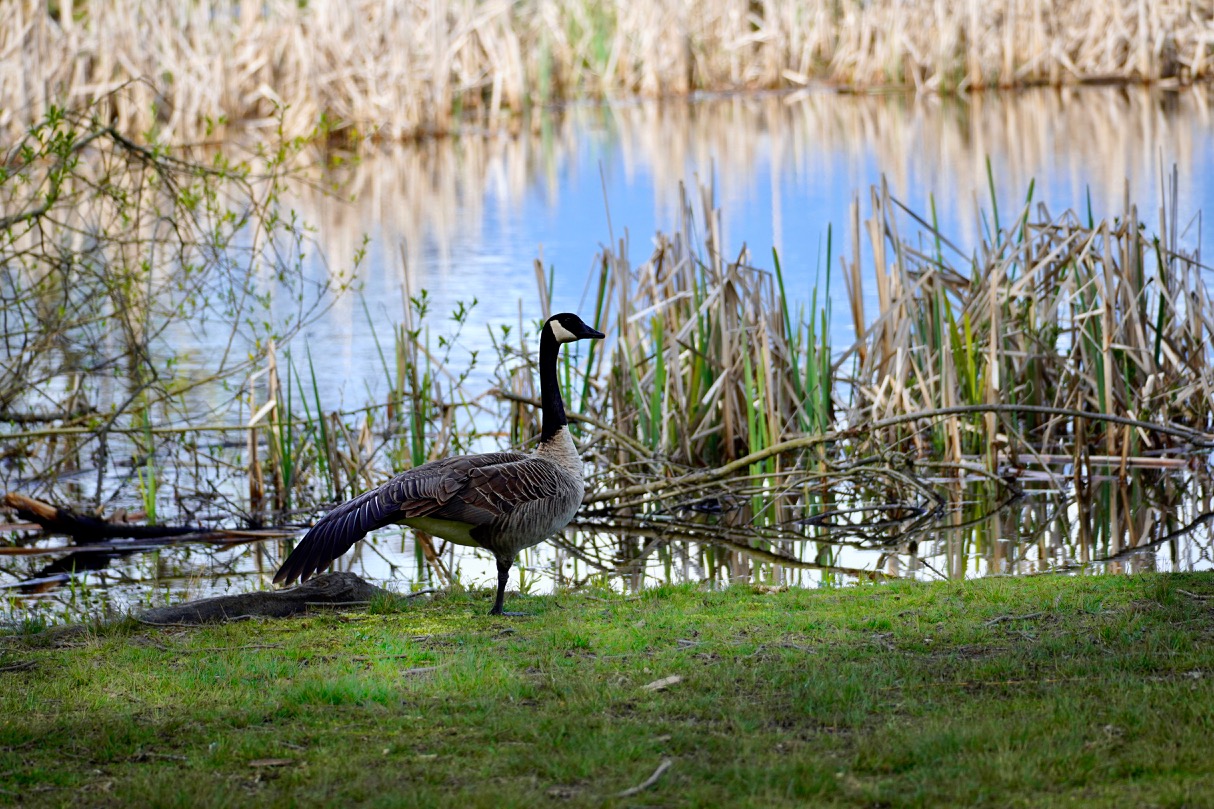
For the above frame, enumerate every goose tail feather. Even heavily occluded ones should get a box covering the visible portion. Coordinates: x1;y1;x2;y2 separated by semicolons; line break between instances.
273;487;393;585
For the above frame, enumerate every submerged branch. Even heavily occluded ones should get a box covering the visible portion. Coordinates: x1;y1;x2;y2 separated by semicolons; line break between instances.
0;529;297;557
866;405;1214;450
2;493;201;541
585;404;1210;506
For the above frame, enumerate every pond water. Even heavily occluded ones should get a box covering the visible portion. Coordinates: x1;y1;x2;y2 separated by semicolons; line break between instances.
4;86;1214;625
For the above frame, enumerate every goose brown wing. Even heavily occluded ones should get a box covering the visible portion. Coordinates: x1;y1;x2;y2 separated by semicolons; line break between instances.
272;451;528;585
444;455;576;523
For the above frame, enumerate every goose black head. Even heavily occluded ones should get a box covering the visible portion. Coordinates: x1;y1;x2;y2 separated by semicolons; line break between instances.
546;313;605;344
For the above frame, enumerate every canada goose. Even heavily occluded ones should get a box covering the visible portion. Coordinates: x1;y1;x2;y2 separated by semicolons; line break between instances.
273;312;604;615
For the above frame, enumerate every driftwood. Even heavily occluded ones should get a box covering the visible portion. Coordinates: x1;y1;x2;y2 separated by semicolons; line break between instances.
2;493;200;541
0;529;299;558
137;572;394;625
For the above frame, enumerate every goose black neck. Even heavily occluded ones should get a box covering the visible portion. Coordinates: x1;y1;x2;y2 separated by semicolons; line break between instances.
538;327;567;444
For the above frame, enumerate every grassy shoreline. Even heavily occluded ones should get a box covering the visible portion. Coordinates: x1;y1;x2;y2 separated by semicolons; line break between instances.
7;0;1213;142
3;573;1213;806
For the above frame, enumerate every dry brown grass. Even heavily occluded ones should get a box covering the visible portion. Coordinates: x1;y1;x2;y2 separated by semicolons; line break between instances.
4;0;1212;142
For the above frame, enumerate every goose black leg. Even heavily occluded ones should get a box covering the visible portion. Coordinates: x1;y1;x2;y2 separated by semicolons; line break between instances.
488;556;525;616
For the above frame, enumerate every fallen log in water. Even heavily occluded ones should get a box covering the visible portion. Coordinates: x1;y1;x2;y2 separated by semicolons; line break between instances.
0;529;300;557
136;572;394;625
2;492;201;541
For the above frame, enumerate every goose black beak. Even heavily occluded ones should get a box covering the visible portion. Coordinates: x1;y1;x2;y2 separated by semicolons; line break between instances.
582;325;605;340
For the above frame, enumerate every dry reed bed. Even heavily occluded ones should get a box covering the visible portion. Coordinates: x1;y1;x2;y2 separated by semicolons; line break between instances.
4;0;1213;142
842;176;1213;462
583;184;1212;454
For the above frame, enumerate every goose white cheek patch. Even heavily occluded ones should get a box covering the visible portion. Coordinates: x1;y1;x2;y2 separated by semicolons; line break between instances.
549;320;579;343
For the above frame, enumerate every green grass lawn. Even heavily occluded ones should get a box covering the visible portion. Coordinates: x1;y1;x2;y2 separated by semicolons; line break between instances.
2;573;1213;807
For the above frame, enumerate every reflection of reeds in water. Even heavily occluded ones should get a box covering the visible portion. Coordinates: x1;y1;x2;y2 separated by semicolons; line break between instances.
5;1;1213;141
296;88;1212;298
907;472;1211;580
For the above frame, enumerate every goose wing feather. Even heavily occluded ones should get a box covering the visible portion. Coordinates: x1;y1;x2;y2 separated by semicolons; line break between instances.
274;451;565;585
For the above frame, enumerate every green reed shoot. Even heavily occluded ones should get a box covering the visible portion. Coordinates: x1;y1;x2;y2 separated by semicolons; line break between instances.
304;344;338;501
577;257;610;424
649;317;667;451
132;392;159;525
269;347;296;512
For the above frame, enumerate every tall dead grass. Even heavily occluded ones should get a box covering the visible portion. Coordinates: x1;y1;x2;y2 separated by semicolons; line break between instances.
572;173;1213;479
3;0;1212;142
842;172;1214;464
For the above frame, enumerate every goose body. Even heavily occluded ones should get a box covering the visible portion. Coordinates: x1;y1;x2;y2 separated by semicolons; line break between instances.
273;312;604;614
